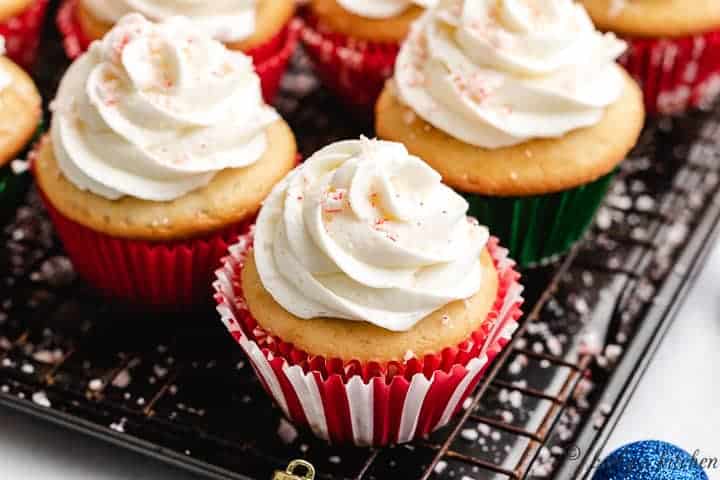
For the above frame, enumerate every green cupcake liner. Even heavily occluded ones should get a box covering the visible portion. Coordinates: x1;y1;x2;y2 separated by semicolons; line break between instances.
464;173;615;268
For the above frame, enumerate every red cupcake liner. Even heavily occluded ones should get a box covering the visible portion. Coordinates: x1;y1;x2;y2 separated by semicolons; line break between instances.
57;0;300;101
40;196;253;310
299;14;400;110
56;0;92;59
620;29;720;115
0;0;49;70
252;20;301;102
214;231;524;445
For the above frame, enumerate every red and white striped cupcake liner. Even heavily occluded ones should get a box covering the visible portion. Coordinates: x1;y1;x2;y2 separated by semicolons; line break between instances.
0;0;49;70
214;230;524;446
620;30;720;115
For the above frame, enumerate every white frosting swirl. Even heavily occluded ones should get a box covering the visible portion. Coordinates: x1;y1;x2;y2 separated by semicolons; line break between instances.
254;138;489;332
394;0;627;148
81;0;257;42
51;14;278;202
0;37;10;92
336;0;437;19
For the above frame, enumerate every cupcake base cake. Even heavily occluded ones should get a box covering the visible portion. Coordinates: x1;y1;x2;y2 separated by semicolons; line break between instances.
376;69;643;198
0;52;42;218
0;56;41;161
33;123;296;243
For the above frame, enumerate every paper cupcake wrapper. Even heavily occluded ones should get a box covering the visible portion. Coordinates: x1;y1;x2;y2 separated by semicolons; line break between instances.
299;14;400;110
37;189;254;310
0;0;49;70
620;29;720;115
214;231;524;446
251;20;301;102
464;173;615;268
57;0;299;101
56;0;92;59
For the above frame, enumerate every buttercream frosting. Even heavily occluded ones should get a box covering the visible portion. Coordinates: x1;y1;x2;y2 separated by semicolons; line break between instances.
254;137;489;332
51;14;278;202
394;0;627;148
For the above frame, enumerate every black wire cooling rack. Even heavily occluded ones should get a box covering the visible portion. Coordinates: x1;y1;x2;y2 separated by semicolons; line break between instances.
2;3;720;479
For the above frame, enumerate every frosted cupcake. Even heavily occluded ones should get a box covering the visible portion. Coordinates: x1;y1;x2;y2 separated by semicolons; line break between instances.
300;0;437;109
376;0;645;266
0;35;41;217
34;14;297;309
0;0;49;70
215;138;524;445
581;0;720;114
57;0;299;100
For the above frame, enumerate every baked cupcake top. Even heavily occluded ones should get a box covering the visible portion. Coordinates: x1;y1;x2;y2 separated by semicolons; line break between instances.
336;0;437;19
80;0;257;43
254;137;490;332
50;13;279;202
0;35;42;166
393;0;627;148
580;0;720;38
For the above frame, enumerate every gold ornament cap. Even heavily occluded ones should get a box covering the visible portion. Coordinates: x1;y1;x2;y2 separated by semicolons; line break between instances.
273;460;316;480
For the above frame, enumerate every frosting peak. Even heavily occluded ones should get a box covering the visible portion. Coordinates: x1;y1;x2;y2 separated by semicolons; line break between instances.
51;14;277;201
254;138;489;332
394;0;627;148
336;0;437;19
81;0;257;43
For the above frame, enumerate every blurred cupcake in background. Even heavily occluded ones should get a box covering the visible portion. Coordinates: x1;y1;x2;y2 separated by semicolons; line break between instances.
215;138;523;446
0;34;41;218
0;0;49;70
581;0;720;115
57;0;299;101
376;0;645;267
300;0;436;110
33;14;297;309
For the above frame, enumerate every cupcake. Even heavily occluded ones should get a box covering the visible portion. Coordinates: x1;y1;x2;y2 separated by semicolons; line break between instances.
0;0;49;70
300;0;436;109
57;0;299;101
376;0;645;267
33;14;297;309
581;0;720;115
0;35;41;218
214;138;523;445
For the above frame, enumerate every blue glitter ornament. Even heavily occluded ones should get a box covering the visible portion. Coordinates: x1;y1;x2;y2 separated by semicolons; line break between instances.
593;441;709;480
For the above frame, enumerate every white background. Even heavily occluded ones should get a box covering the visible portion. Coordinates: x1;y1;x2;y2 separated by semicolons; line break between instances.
2;244;720;480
